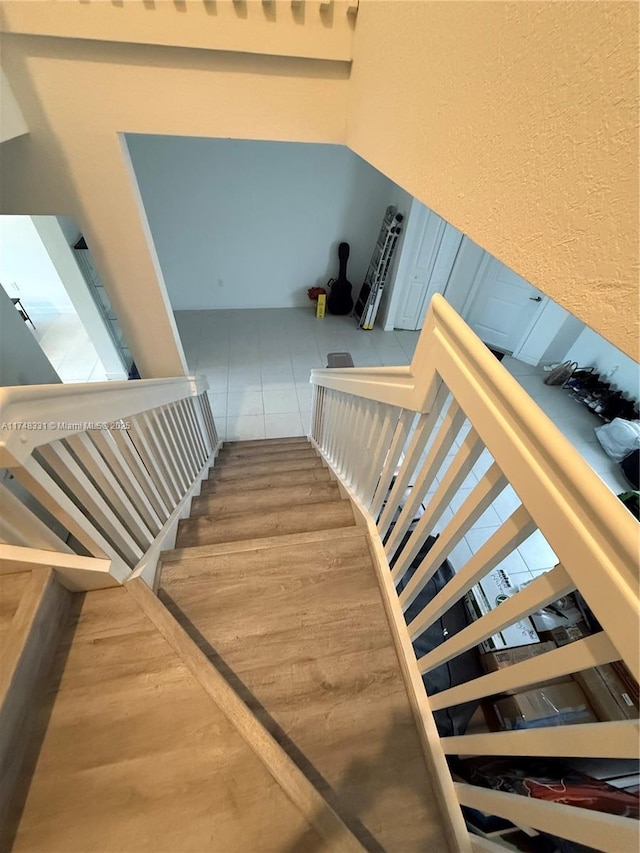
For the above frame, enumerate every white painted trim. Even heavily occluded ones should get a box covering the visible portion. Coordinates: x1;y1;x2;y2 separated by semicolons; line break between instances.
0;375;209;464
127;446;219;590
0;544;121;591
455;783;638;853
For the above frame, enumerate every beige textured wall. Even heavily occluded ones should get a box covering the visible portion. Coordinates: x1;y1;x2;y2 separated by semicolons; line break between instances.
1;1;637;367
348;1;639;358
0;36;349;376
0;0;355;62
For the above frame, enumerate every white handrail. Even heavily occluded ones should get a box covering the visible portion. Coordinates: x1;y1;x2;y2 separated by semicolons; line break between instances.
0;376;208;464
312;296;639;677
310;295;640;853
0;375;219;588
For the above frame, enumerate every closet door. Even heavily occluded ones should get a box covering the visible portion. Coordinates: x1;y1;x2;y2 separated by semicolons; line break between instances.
396;207;462;331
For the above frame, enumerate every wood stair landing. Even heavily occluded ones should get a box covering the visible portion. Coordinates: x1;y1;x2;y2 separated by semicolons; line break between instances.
5;586;328;853
161;438;448;852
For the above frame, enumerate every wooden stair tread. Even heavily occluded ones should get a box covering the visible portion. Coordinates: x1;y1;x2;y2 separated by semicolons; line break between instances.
209;455;325;482
218;441;311;460
175;499;356;548
160;535;447;851
191;481;341;519
224;437;309;449
214;447;319;468
161;526;366;564
5;587;329;853
201;466;332;495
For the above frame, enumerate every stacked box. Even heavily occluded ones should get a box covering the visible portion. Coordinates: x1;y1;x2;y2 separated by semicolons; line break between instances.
464;567;539;652
481;642;560;694
575;665;639;721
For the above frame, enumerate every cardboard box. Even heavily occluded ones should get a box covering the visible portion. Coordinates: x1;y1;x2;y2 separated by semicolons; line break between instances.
493;682;598;730
539;620;590;646
596;664;639;718
481;642;559;694
464;567;539;652
574;668;629;721
481;642;557;672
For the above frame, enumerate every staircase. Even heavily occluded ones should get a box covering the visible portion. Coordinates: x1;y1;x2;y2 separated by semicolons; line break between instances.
1;438;448;852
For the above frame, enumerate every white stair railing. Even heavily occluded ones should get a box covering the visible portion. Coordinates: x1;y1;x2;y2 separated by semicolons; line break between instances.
310;295;639;853
0;376;218;588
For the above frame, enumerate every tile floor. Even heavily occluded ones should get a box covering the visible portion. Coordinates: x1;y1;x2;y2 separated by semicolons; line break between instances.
28;310;109;383
176;308;418;442
176;307;634;582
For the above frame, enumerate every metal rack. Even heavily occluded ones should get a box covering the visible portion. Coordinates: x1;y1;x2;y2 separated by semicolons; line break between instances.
353;205;403;330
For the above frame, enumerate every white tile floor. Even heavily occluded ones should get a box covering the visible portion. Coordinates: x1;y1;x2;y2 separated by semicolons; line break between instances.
176;307;633;581
28;310;108;383
176;308;418;441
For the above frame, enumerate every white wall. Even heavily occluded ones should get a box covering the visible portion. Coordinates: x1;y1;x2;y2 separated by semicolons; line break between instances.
126;136;408;311
0;284;61;386
514;300;584;366
564;328;639;400
0;216;74;312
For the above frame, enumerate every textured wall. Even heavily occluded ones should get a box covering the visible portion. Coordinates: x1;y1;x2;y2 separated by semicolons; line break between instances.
0;36;349;376
0;2;637;366
348;1;639;358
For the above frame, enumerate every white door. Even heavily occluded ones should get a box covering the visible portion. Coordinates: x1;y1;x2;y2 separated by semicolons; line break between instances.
396;207;463;330
465;258;545;353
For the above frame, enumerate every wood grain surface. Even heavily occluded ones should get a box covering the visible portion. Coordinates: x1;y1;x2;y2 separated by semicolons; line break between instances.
216;446;318;464
176;500;355;548
201;465;332;495
209;455;326;481
190;481;341;519
162;533;447;851
5;587;329;853
128;580;365;853
0;570;71;827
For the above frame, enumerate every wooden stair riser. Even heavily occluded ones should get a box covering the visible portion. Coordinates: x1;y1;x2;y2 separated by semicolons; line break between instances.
176;500;356;548
191;482;341;519
201;467;332;495
209;456;325;482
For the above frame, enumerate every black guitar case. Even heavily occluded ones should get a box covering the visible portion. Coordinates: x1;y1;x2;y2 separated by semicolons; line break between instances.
327;242;354;315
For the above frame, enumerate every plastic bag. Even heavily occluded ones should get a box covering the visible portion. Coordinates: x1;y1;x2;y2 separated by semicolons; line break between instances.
595;418;640;462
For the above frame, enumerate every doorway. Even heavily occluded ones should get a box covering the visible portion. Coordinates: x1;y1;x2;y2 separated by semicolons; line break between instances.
386;199;546;356
393;201;463;331
463;256;544;354
0;215;128;384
